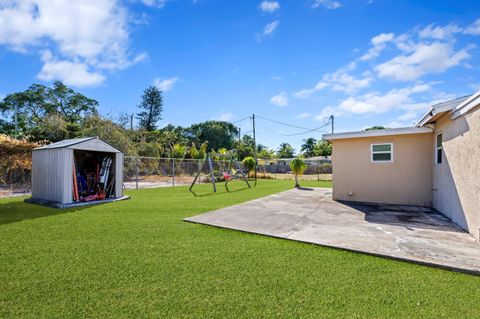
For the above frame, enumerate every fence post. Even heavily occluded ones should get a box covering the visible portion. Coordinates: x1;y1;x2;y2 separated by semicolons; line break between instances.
198;160;201;184
274;160;277;179
135;157;139;190
172;159;175;187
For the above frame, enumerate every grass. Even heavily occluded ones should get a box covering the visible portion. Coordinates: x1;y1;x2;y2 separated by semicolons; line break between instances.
0;179;479;318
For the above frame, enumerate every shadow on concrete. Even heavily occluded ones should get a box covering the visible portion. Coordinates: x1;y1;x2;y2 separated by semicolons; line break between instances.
338;200;465;233
297;187;315;191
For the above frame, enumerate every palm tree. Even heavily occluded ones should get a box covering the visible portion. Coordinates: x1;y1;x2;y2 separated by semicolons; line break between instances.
300;138;317;157
290;157;306;188
277;143;295;158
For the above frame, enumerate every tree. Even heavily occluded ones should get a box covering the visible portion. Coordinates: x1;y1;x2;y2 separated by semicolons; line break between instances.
171;143;187;159
258;147;276;159
300;138;317;157
136;86;164;131
185;121;238;151
242;156;256;175
237;134;255;160
365;126;386;131
80;114;136;155
290;157;306;188
277;143;295;158
198;142;208;159
189;142;199;159
0;81;98;140
313;140;332;156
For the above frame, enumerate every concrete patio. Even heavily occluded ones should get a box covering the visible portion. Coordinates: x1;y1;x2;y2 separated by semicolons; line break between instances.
185;188;480;275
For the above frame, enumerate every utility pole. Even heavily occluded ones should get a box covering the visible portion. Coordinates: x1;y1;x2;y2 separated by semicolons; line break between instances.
130;113;134;131
252;114;257;187
330;115;334;134
237;127;241;161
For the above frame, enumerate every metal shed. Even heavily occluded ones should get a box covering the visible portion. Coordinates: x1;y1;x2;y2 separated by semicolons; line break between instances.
27;137;129;208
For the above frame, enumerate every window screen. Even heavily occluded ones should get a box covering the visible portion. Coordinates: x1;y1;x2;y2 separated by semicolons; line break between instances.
371;143;393;162
436;133;443;164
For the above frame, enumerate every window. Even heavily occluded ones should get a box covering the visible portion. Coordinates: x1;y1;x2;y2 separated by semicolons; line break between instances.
436;133;443;164
371;143;393;163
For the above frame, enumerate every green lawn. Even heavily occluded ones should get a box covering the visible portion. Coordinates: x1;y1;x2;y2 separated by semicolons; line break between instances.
0;179;479;318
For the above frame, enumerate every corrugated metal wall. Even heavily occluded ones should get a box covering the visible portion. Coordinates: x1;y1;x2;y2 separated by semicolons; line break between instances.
32;148;71;203
31;138;123;205
115;153;123;198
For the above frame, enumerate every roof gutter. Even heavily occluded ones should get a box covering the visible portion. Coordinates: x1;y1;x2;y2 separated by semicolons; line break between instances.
415;108;434;127
323;127;433;141
451;90;480;120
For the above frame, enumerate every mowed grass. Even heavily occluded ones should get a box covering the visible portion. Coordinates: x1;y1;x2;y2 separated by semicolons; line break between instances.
0;179;479;318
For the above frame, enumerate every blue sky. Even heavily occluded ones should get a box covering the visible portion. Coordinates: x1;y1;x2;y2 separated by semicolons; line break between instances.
1;0;480;151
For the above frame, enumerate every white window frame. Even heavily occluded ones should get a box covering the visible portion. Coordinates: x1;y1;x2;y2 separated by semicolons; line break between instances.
370;143;393;163
435;132;443;165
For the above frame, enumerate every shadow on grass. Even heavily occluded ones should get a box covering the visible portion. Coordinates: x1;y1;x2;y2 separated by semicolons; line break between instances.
190;186;252;198
0;200;91;226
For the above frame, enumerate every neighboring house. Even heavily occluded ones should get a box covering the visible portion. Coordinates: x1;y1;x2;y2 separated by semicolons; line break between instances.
323;91;480;239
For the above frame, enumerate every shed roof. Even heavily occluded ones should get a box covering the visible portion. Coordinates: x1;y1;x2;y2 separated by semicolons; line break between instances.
323;127;432;141
34;137;121;153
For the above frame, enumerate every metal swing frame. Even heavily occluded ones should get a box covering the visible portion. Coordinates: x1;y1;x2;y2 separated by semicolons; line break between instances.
189;151;251;193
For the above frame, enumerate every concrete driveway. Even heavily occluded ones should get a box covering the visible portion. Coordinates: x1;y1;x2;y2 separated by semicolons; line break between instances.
185;188;480;275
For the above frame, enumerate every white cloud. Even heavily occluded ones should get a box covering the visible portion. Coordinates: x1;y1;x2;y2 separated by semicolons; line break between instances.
419;23;462;40
464;19;480;36
295;112;311;119
272;75;281;80
469;82;480;91
270;91;288;107
0;0;145;87
315;106;342;121
259;1;280;13
312;0;341;9
397;111;419;121
141;0;167;8
295;63;372;98
375;42;470;81
371;32;395;46
211;112;234;122
360;33;394;61
37;51;105;87
294;81;328;98
154;77;179;92
338;83;431;114
385;120;407;128
262;20;280;37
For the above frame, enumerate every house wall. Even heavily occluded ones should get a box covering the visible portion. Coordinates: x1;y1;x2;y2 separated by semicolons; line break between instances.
433;105;480;238
331;133;433;206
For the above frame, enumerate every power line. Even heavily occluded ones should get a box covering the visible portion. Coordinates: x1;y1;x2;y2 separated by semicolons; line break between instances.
279;123;331;136
256;114;332;135
255;115;316;131
232;116;250;124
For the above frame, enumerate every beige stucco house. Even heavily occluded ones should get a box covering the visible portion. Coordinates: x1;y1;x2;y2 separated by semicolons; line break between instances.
324;91;480;239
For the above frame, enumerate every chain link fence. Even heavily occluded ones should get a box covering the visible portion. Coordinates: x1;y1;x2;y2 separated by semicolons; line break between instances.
124;156;332;189
0;155;332;196
0;166;32;198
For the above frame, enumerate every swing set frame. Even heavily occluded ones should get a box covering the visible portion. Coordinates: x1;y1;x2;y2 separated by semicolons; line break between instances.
189;151;251;193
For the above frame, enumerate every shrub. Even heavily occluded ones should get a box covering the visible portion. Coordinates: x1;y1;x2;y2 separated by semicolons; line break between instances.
0;134;42;187
289;157;306;188
242;156;255;173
